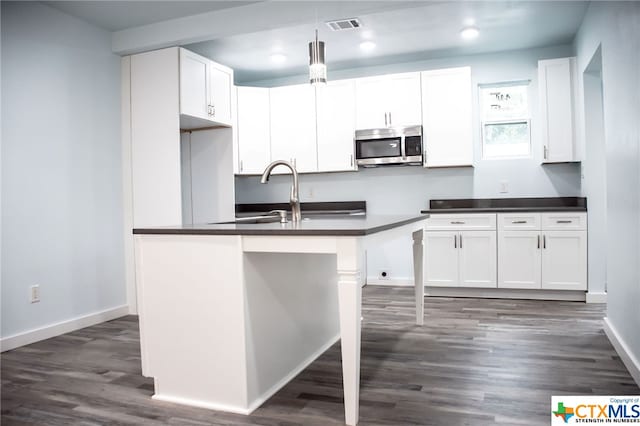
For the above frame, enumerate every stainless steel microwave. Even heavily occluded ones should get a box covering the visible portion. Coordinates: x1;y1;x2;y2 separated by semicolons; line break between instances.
355;125;423;167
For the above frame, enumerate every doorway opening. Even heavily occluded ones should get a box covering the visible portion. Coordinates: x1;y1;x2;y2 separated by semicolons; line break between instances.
582;45;607;301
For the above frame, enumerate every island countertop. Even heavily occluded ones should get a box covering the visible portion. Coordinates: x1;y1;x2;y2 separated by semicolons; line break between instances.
133;214;429;236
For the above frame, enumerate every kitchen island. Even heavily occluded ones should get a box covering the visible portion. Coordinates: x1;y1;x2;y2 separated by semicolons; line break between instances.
133;214;428;426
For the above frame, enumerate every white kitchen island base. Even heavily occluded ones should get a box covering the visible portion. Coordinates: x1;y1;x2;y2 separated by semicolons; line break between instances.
134;216;427;425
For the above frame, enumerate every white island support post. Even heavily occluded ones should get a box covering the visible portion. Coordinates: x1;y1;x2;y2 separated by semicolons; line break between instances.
336;238;363;426
413;229;425;326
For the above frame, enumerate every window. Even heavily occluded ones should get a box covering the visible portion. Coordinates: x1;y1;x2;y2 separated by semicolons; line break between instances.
480;82;531;159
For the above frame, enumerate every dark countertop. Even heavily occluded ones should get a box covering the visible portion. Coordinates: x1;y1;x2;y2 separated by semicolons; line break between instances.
422;197;587;214
422;207;587;214
133;214;428;236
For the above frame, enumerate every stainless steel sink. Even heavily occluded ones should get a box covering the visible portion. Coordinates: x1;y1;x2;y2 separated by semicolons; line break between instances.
215;215;281;224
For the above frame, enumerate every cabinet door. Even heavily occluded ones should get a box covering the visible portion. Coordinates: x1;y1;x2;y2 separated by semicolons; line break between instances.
424;231;459;287
269;85;317;173
386;72;422;127
355;77;387;129
539;57;576;163
209;65;233;125
498;231;541;289
422;67;473;167
541;231;587;290
236;86;270;174
316;80;356;172
179;49;209;120
459;231;497;288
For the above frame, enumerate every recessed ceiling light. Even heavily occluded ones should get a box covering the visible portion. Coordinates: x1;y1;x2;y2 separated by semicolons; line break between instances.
270;53;287;64
460;27;479;40
359;41;376;52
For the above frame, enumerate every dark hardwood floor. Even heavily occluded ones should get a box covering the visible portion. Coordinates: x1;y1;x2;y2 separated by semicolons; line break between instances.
2;287;638;425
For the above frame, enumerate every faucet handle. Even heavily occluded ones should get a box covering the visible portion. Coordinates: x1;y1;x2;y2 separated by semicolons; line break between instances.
268;210;288;223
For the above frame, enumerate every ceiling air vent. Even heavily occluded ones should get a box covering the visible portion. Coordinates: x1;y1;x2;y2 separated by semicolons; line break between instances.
325;18;362;31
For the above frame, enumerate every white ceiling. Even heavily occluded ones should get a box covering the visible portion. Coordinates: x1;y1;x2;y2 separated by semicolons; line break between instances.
46;1;260;32
44;1;589;84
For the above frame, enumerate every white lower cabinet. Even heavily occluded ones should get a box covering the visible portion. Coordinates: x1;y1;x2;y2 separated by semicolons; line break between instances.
424;229;497;288
459;231;497;288
541;230;587;290
497;213;587;291
498;231;542;289
427;212;587;292
424;231;459;287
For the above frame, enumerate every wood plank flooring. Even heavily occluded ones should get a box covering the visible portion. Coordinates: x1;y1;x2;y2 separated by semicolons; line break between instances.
2;287;638;425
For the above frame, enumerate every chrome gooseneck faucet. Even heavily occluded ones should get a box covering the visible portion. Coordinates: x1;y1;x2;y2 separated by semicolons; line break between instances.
260;160;301;223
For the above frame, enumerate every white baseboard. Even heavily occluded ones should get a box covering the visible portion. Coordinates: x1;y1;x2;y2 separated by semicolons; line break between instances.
603;317;640;386
152;394;252;416
1;305;130;352
586;291;607;303
424;287;586;301
367;277;413;286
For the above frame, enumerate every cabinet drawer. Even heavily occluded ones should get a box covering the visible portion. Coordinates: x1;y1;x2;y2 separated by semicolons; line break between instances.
541;212;587;230
425;214;496;230
498;213;541;231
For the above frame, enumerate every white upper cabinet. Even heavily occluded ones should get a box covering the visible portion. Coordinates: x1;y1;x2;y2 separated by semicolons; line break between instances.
538;57;580;163
180;49;209;122
209;64;233;126
269;84;317;173
179;48;234;129
236;86;271;175
316;80;357;172
355;72;422;129
421;67;473;167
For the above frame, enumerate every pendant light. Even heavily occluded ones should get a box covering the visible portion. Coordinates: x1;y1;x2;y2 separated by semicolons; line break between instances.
308;29;327;85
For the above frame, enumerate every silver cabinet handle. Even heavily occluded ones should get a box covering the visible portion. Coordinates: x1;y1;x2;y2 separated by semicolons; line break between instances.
240;160;243;172
384;112;388;127
512;220;527;224
459;233;462;248
388;112;392;126
454;235;457;248
544;146;548;160
350;154;353;167
451;221;465;225
556;220;572;224
537;234;540;249
543;235;546;249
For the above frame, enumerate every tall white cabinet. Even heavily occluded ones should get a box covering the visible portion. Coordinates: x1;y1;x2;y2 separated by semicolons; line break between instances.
421;67;473;167
125;47;235;228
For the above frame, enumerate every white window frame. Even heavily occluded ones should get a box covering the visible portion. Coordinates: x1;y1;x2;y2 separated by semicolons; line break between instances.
479;81;531;160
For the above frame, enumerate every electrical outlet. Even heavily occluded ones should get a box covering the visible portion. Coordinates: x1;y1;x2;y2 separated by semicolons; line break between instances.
500;180;509;193
378;270;391;280
30;285;40;303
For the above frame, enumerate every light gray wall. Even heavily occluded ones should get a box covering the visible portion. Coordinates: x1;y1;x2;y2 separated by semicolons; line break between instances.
1;2;125;338
574;1;640;379
236;44;582;281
